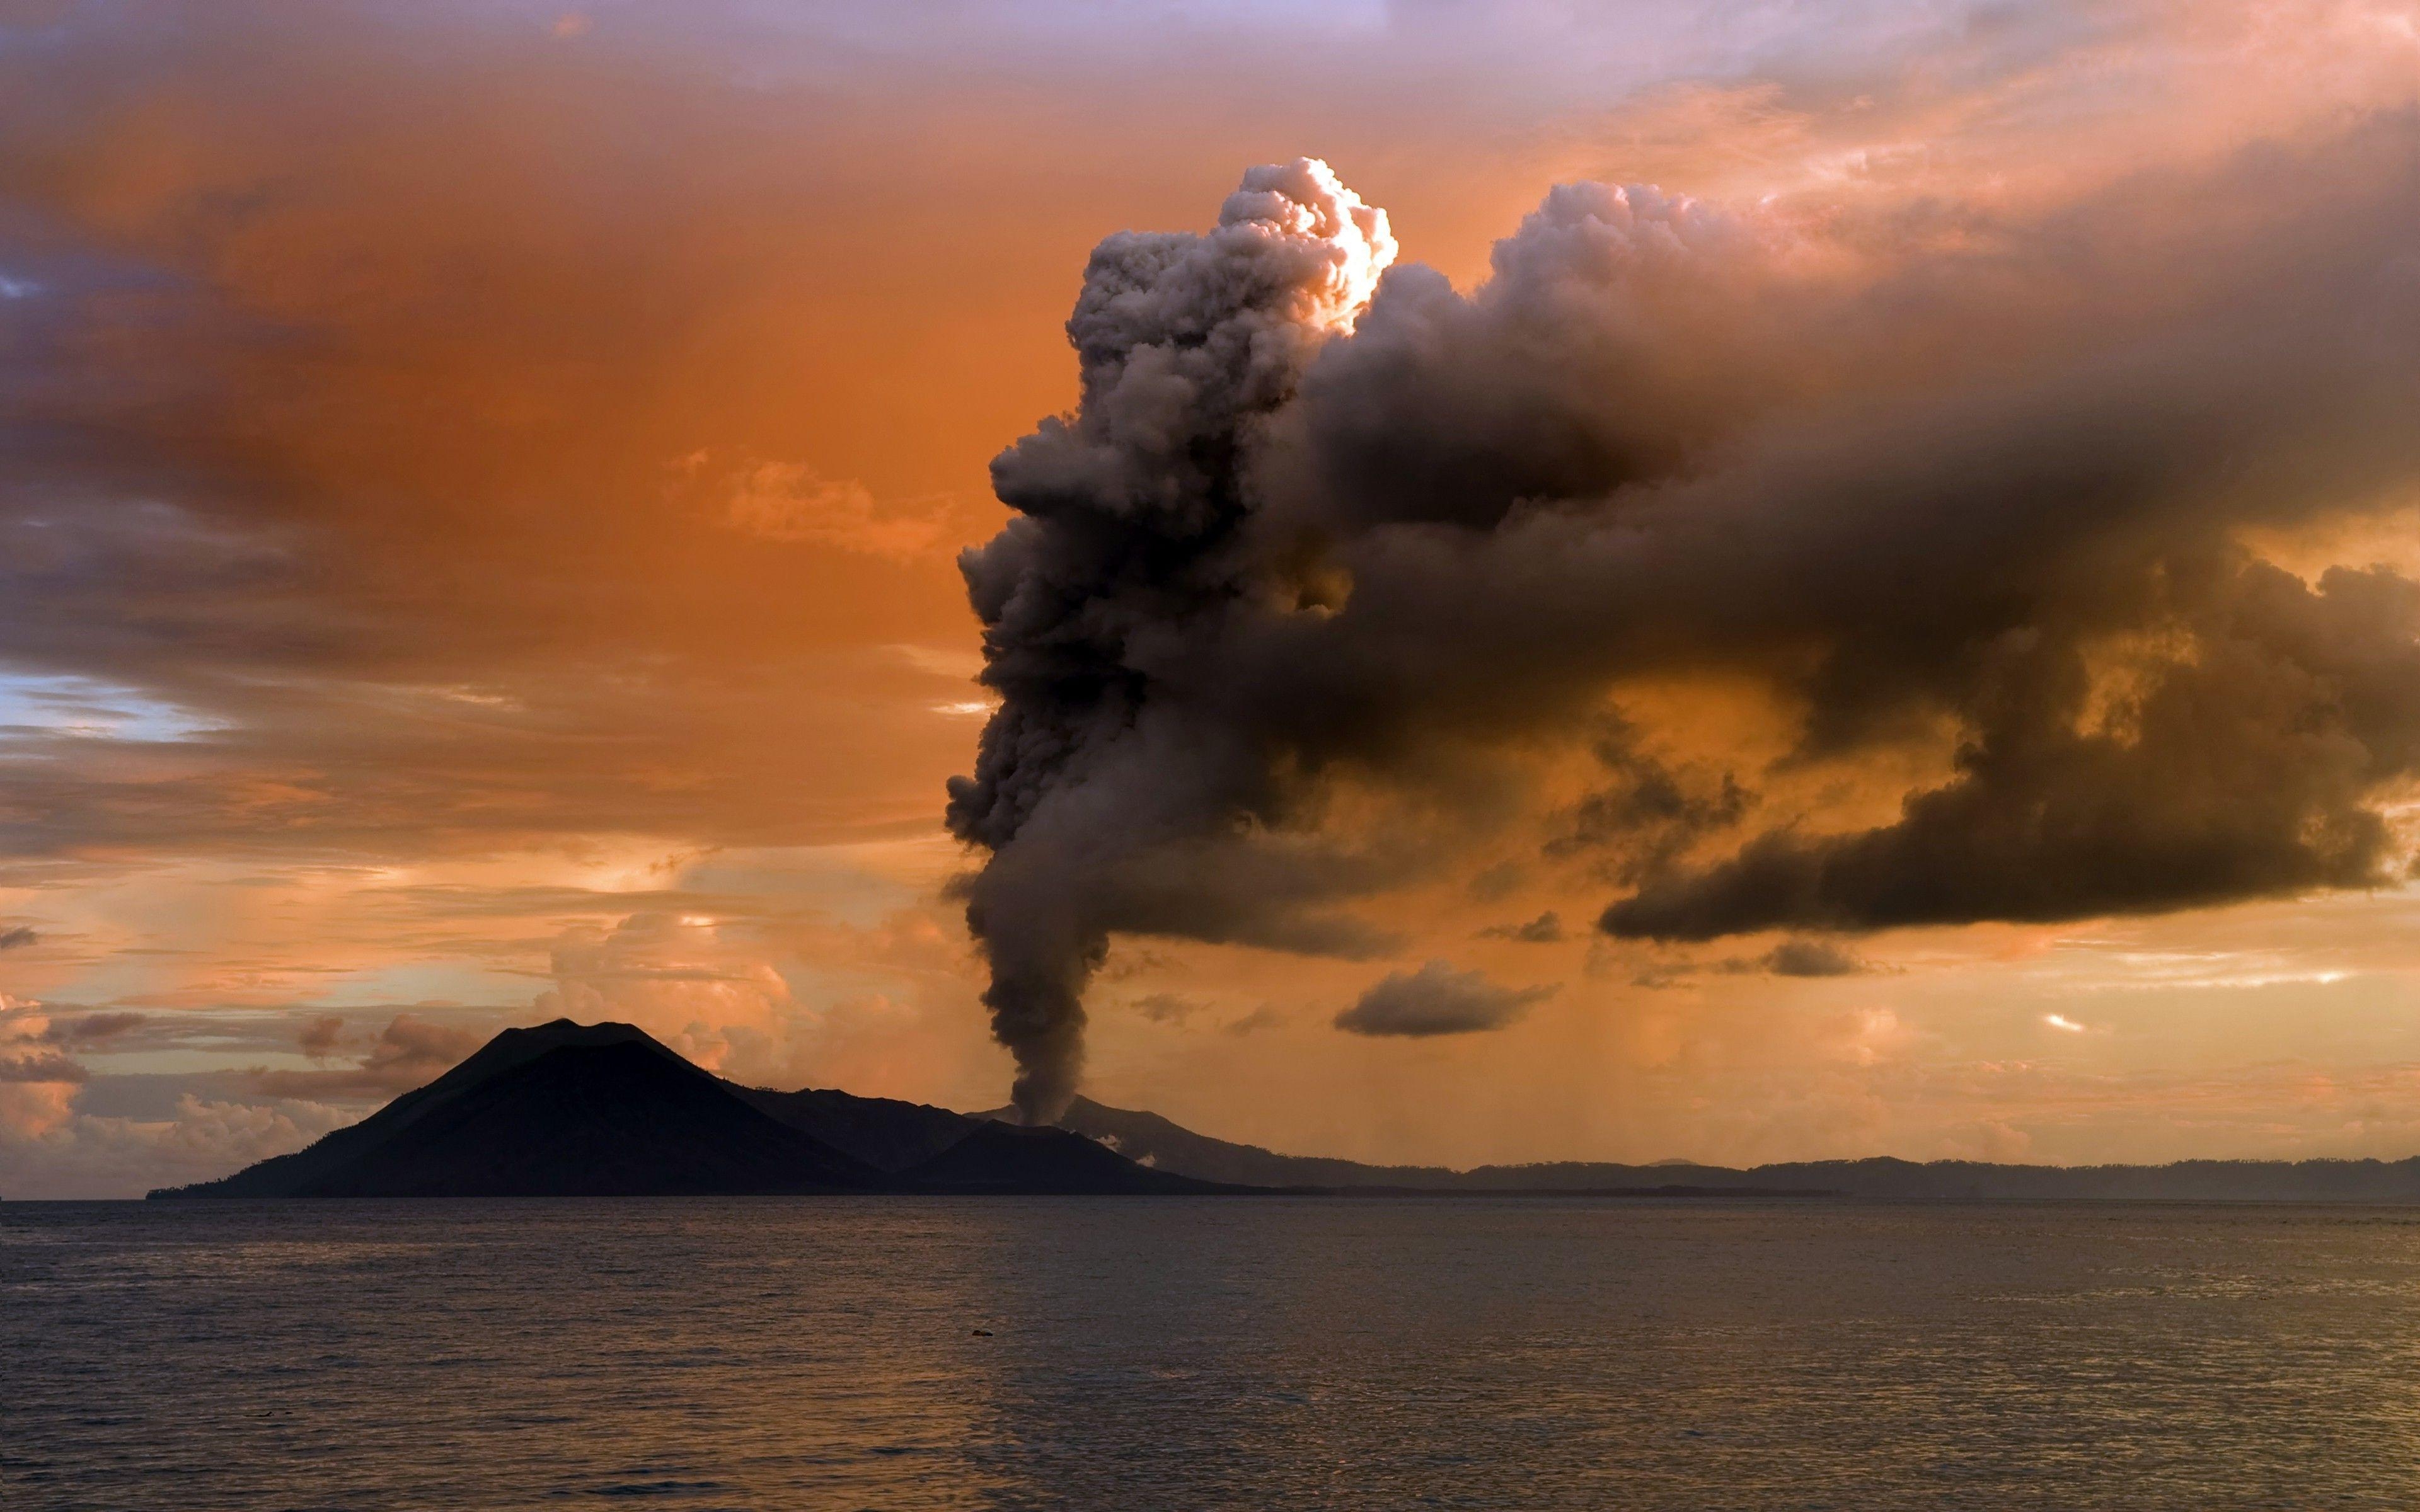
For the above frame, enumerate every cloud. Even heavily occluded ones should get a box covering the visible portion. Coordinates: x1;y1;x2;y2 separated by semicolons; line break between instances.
703;455;956;561
0;925;35;950
42;1011;146;1048
1223;1004;1288;1037
1758;939;1867;978
0;1049;88;1084
945;107;2420;1106
1548;728;1753;885
1604;563;2420;939
1480;911;1565;943
532;912;815;1083
0;1079;81;1142
1131;992;1204;1024
1271;132;2420;949
1334;961;1556;1038
297;1012;347;1060
251;1013;481;1101
0;1004;86;1139
1631;936;1873;983
0;1092;351;1200
0;8;1018;872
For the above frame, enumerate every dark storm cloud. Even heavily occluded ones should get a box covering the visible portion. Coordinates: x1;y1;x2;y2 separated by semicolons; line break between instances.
1334;961;1557;1038
1547;723;1751;883
958;112;2420;1099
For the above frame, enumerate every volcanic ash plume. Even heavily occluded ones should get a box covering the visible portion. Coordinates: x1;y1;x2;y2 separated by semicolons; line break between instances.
954;119;2420;1120
947;159;1394;1122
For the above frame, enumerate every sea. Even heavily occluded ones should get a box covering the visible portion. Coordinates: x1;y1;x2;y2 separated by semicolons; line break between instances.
7;1196;2419;1509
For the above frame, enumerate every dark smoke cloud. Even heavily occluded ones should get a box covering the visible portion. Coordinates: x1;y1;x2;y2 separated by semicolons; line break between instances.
1606;563;2420;939
949;159;1398;1120
959;117;2420;1112
1335;961;1556;1038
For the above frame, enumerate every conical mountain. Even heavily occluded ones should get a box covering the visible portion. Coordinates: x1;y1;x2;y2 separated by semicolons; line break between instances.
155;1021;881;1198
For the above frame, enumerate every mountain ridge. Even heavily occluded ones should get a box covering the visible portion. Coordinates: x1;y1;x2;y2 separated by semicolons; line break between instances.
147;1019;2420;1203
151;1021;1221;1199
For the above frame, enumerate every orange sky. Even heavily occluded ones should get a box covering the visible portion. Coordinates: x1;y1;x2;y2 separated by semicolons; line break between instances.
3;0;2419;1194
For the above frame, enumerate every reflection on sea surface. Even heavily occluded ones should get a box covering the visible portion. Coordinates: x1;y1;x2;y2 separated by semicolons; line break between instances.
9;1198;2420;1508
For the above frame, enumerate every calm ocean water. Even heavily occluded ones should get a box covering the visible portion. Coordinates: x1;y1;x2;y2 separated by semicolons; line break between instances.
8;1198;2420;1509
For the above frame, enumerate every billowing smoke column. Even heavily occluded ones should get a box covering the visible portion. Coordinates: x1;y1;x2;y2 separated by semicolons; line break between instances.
955;122;2420;1117
948;159;1394;1121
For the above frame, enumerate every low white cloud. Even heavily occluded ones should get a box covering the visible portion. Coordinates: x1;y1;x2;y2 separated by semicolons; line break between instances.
692;453;956;560
534;912;819;1083
0;1095;350;1200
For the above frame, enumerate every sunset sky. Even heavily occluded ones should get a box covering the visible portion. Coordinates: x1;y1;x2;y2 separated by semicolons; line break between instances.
5;0;2420;1196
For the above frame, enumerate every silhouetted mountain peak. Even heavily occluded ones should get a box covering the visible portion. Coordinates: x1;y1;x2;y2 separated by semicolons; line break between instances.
153;1028;881;1198
440;1017;669;1079
371;1018;683;1128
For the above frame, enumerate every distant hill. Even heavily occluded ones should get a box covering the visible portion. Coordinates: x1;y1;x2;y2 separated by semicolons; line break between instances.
998;1096;1459;1188
150;1021;1224;1199
896;1121;1217;1194
1013;1096;2420;1203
